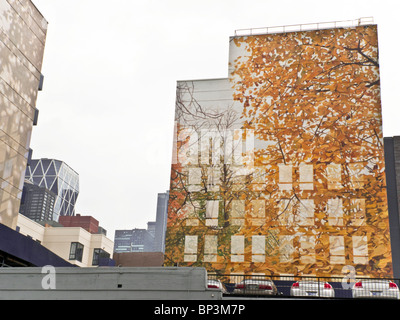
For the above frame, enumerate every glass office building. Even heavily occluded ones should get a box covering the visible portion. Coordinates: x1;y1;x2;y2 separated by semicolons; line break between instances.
19;181;56;222
25;159;79;222
154;191;169;253
114;229;155;253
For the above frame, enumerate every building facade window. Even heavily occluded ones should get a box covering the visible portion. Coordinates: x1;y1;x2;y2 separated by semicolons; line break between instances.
69;242;84;262
92;248;110;266
184;235;198;262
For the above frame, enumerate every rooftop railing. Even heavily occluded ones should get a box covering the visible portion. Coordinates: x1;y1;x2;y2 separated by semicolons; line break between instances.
234;17;374;36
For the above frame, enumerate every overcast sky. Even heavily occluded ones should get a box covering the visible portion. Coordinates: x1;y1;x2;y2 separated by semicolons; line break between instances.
31;0;400;241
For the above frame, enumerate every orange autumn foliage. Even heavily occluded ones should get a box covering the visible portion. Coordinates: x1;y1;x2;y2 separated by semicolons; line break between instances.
164;25;393;277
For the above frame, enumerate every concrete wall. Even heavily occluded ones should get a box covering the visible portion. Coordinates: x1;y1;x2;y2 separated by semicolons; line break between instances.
0;267;222;300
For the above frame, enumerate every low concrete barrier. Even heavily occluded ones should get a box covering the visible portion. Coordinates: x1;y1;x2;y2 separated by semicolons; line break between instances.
0;266;222;300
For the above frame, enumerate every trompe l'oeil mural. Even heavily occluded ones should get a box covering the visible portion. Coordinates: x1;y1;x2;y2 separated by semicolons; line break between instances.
165;25;393;277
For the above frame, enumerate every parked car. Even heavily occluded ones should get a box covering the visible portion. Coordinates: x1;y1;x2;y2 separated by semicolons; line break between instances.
207;279;227;293
233;279;278;296
352;279;399;299
290;280;335;298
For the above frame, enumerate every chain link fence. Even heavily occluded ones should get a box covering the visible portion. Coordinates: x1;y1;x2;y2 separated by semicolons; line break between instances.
208;273;400;299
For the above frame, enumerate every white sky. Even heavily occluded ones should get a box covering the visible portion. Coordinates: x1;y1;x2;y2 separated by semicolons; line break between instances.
31;0;400;241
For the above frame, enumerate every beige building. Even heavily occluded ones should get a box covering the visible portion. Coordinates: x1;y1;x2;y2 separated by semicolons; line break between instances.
17;214;114;267
0;0;48;229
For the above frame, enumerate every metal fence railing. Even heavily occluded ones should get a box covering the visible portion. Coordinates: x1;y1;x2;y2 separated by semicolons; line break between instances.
208;273;400;299
234;17;374;37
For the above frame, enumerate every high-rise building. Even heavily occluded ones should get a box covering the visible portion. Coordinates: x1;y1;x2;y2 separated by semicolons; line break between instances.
113;192;170;254
25;158;79;221
0;0;48;229
19;180;56;221
154;191;169;253
0;1;75;268
147;221;156;237
165;19;395;278
113;229;154;253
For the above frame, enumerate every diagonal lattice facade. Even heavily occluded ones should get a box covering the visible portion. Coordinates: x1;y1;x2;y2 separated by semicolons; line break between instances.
25;159;79;221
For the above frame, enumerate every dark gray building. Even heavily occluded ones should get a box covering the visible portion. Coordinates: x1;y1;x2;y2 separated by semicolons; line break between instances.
113;229;154;253
113;191;169;254
384;136;400;278
147;221;156;237
19;181;56;222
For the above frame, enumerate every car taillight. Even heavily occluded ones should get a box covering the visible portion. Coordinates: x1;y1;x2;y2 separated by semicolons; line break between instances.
259;284;272;290
354;281;363;288
389;282;398;289
208;284;219;289
236;284;245;289
324;283;332;289
292;282;299;288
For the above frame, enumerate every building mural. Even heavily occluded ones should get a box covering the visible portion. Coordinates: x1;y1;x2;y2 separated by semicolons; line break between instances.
164;24;393;277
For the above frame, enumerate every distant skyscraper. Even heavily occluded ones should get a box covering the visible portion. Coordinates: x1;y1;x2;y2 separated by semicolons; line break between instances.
147;221;156;237
19;181;56;222
154;191;169;253
113;229;154;253
25;159;79;221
